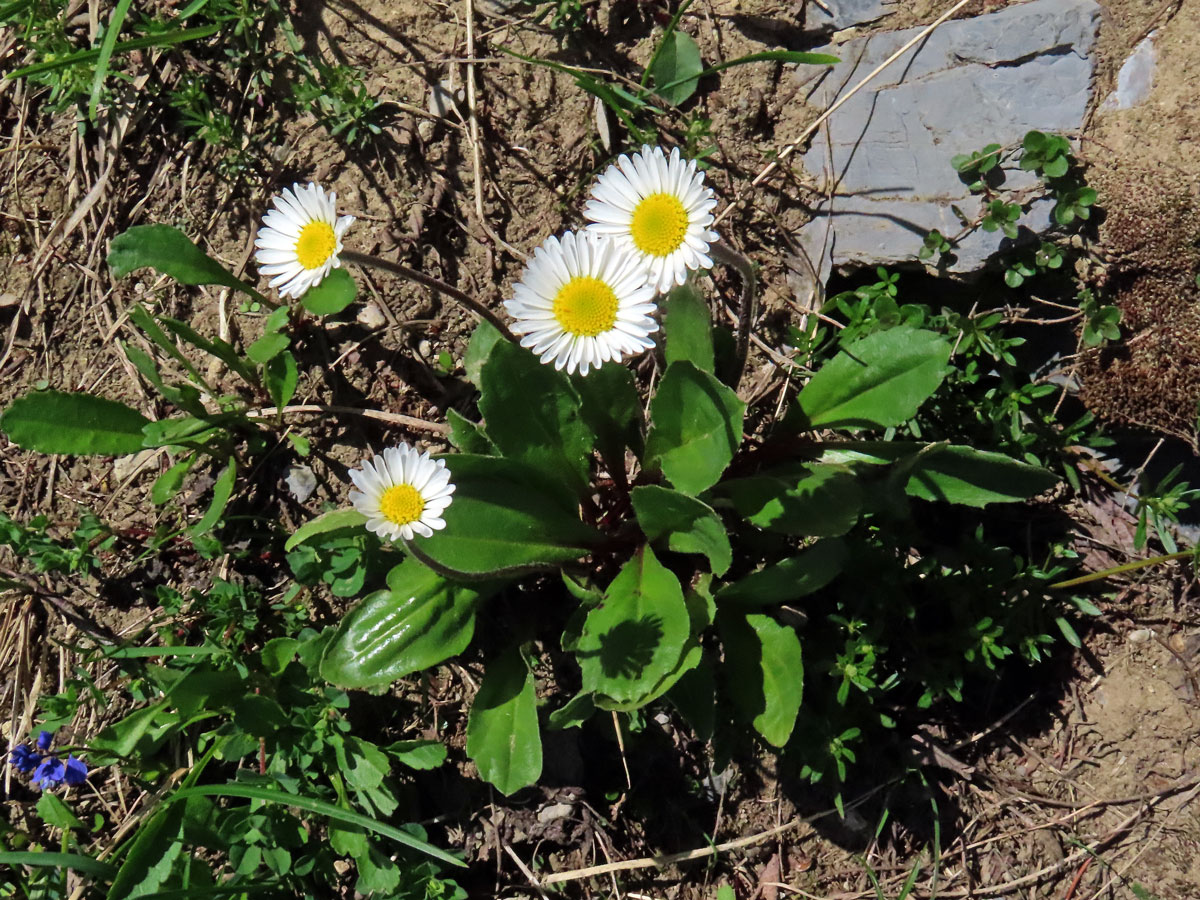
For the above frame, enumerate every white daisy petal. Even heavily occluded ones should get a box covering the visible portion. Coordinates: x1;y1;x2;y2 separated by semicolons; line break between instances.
503;230;657;376
344;444;454;544
584;145;720;295
254;182;353;299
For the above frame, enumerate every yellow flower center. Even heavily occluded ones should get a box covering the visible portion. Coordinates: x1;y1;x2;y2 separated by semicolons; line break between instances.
294;221;338;270
629;192;689;257
552;276;619;338
378;484;425;526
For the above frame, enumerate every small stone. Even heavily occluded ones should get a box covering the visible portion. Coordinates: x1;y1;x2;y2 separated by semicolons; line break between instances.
428;78;461;119
417;119;435;143
804;0;896;35
0;292;19;308
1127;628;1155;644
417;339;433;359
286;465;317;503
112;448;160;484
537;802;573;824
356;301;387;329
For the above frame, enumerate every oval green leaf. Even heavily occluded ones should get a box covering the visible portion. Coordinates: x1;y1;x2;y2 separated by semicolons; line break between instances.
465;646;542;795
718;612;803;748
108;225;256;296
1;390;151;456
412;455;603;578
576;545;691;706
300;268;358;315
320;557;495;688
645;361;745;496
792;328;951;431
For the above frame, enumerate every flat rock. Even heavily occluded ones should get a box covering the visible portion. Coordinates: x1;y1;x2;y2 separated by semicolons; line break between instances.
1100;32;1157;111
805;0;897;35
794;0;1101;280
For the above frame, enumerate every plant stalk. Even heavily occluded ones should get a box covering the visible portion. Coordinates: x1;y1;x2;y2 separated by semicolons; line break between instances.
341;250;517;342
710;240;758;388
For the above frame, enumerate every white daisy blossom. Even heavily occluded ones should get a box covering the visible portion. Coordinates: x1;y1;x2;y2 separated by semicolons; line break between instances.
584;145;719;294
504;230;658;376
348;444;455;542
254;182;355;299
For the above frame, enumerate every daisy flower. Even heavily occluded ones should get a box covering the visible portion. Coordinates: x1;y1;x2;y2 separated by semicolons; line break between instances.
504;230;658;376
254;182;355;299
348;444;455;543
584;145;719;294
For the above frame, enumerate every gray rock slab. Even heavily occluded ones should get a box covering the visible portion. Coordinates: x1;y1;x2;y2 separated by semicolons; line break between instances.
794;0;1100;279
805;0;897;35
1100;32;1157;111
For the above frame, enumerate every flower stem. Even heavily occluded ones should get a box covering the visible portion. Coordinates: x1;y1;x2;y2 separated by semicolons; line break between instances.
710;241;758;388
341;250;517;343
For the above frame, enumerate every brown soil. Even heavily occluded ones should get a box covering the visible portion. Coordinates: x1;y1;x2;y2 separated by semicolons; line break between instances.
3;0;1200;897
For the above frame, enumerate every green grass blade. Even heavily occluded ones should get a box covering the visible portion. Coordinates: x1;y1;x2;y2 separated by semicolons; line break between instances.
136;886;285;900
652;50;840;97
6;24;220;80
0;851;117;878
88;0;133;121
102;645;224;659
168;783;465;867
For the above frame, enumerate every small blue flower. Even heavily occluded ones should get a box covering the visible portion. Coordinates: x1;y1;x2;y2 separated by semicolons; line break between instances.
8;745;41;774
36;730;53;752
32;757;65;790
63;756;88;786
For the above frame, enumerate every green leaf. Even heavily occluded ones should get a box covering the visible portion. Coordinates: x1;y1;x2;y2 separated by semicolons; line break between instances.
107;799;186;900
156;315;257;386
663;282;714;373
320;557;494;688
122;342;205;416
286;508;368;551
464;320;503;386
87;0;132;121
126;305;209;388
717;539;848;606
36;793;84;830
465;646;542;795
547;692;596;730
631;485;731;576
667;659;716;740
645;361;745;496
300;268;358;315
573;363;644;468
411;455;602;578
5;24;220;81
904;445;1058;507
576;546;691;706
108;225;258;298
652;50;841;97
1;391;150;456
265;350;299;409
649;29;703;106
719;612;803;747
479;338;592;496
167;783;462;867
792;328;951;431
191;457;236;536
0;852;115;879
446;409;494;454
247;332;290;365
386;739;448;770
722;464;862;536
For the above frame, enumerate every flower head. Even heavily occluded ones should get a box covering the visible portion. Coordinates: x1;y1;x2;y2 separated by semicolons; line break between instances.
36;730;53;752
349;444;455;543
254;182;355;299
32;756;65;790
584;145;719;294
63;756;88;787
504;230;658;376
9;744;41;773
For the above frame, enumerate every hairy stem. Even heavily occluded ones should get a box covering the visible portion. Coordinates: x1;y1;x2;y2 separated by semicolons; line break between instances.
710;241;758;388
341;250;517;342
